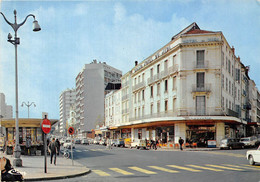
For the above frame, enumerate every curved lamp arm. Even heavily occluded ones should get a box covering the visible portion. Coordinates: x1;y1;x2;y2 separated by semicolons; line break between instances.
17;14;35;31
0;12;13;27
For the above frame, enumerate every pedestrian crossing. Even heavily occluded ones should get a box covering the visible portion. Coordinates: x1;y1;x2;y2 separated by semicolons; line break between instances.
91;164;260;177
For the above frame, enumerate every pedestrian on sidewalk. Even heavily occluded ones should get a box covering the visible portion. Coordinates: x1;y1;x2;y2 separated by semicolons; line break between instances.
179;137;184;150
56;139;60;156
48;138;58;165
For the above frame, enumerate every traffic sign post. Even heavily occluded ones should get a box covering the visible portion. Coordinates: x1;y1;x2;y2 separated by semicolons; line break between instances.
41;116;51;173
68;127;74;166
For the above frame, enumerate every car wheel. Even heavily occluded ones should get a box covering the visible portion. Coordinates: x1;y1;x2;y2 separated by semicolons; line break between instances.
241;145;245;149
249;155;255;165
229;146;232;150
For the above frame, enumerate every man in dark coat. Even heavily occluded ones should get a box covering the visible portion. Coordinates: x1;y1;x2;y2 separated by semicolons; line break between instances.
179;137;184;150
48;138;58;165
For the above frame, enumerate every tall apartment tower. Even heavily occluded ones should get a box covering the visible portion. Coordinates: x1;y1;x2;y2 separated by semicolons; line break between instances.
0;93;13;118
75;60;122;137
59;88;76;136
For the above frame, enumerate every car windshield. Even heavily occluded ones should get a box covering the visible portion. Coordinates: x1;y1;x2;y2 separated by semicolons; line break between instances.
221;139;228;143
241;138;249;141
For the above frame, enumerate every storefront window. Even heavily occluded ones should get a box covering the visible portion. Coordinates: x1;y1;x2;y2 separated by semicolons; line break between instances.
37;128;42;143
186;125;215;147
7;128;14;141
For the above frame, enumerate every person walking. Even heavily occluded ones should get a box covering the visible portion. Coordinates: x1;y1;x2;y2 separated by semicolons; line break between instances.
48;138;58;165
56;139;61;156
179;137;184;150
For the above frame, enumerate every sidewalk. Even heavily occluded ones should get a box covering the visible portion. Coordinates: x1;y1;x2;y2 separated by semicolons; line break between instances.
156;147;220;151
0;153;90;181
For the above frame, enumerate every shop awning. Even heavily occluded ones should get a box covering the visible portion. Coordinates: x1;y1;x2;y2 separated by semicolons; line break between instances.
0;118;58;128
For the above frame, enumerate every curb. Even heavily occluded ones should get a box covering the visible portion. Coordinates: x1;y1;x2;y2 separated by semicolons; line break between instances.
24;168;91;181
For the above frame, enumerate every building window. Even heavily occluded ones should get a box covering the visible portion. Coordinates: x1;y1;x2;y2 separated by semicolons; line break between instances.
142;73;145;82
165;100;168;112
228;60;231;73
150;103;153;115
221;51;224;66
172;76;176;90
196;72;205;88
142;106;145;117
196;96;205;115
226;78;228;91
142;90;145;101
157;83;160;96
150;68;153;79
222;75;224;89
165;80;168;92
164;59;168;70
150;86;153;98
157;101;160;113
157;64;160;74
196;50;205;67
173;98;176;112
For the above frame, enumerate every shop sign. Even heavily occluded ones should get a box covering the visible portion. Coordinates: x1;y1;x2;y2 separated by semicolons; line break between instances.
122;129;131;133
207;140;216;148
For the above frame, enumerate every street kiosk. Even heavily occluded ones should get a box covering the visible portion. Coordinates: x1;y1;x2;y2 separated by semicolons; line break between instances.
0;118;58;155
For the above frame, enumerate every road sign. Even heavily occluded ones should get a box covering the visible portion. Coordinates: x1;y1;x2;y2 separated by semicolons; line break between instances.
42;119;51;134
68;127;74;135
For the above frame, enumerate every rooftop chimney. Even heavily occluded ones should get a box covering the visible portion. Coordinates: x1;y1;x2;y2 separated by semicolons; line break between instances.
231;46;235;55
135;61;138;66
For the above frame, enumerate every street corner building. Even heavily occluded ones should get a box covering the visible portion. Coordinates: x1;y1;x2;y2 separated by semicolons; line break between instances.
104;22;260;148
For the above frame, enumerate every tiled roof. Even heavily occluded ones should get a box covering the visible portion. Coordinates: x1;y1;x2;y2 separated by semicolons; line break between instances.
184;29;215;35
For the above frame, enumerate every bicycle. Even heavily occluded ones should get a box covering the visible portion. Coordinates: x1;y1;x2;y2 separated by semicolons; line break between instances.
63;149;70;159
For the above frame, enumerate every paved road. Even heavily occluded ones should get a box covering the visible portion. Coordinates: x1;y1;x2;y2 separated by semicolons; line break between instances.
49;145;260;182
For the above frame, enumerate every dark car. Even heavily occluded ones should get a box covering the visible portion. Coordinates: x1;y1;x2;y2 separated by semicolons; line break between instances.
220;138;245;150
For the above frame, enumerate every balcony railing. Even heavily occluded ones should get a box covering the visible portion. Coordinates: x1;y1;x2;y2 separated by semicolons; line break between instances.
122;94;129;101
192;83;211;92
133;81;146;91
194;60;209;69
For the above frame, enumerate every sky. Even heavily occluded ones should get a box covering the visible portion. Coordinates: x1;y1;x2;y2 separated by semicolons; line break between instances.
0;0;259;120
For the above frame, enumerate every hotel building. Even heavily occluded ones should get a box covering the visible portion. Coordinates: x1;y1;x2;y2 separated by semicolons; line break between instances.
105;22;260;147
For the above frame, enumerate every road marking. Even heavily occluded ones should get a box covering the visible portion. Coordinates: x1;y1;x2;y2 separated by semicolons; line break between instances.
109;168;134;175
167;165;201;172
243;164;260;168
203;151;245;158
128;166;157;174
186;164;223;172
148;166;179;173
92;170;110;176
205;164;243;171
223;164;260;171
84;149;89;152
75;150;82;152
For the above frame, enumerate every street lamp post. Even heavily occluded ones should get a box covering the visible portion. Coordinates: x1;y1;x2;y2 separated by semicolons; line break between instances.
0;10;41;167
21;101;36;118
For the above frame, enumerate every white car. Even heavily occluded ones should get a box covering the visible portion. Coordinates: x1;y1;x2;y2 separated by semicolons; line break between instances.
246;146;260;165
63;139;75;149
130;139;146;149
240;136;257;147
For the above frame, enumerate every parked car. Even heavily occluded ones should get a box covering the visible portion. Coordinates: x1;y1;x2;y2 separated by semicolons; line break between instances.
99;139;106;145
220;138;245;150
63;139;75;149
81;138;89;145
130;139;146;149
88;138;94;144
75;139;81;144
240;136;257;147
246;146;260;165
93;138;100;145
111;139;125;147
